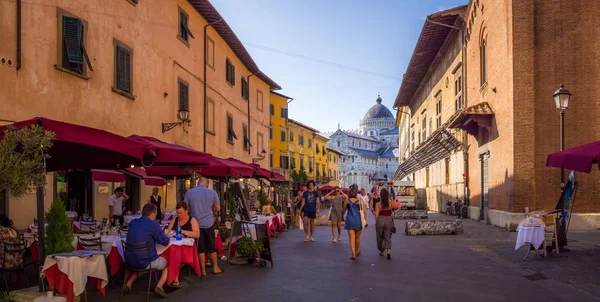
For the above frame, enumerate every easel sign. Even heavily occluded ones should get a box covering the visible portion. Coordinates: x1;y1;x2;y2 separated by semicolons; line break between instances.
255;223;274;267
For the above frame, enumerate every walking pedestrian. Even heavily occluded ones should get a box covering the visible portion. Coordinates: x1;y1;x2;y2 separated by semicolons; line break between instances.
293;189;303;229
359;188;370;211
374;188;400;260
301;180;321;242
183;176;223;276
345;185;367;260
324;187;347;243
370;190;381;214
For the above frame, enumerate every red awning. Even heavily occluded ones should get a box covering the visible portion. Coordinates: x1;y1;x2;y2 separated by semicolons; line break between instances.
124;167;167;186
127;135;210;166
144;166;191;178
546;140;600;173
225;158;272;179
91;169;125;183
144;156;255;179
272;172;286;181
0;117;157;172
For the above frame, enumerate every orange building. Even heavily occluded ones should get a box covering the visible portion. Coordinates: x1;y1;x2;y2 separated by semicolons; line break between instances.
0;0;279;228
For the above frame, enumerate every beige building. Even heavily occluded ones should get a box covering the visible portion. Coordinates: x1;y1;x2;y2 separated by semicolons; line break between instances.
0;0;279;228
393;6;467;212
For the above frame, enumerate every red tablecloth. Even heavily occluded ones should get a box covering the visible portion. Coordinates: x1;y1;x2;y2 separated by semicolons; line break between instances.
44;264;105;302
160;244;201;285
76;244;123;276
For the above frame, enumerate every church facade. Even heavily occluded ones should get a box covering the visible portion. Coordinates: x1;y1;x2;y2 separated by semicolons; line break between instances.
323;95;399;190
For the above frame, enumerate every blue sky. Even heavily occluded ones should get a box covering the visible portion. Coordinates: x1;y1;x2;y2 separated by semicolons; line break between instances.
210;0;467;133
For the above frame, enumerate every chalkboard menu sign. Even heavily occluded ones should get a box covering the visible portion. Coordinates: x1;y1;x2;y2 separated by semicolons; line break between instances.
255;223;273;267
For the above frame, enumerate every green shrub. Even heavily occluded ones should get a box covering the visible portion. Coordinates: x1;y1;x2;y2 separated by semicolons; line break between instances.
0;291;18;302
45;198;74;256
236;237;264;257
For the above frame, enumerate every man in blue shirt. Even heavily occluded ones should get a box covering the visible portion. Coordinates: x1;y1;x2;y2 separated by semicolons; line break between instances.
124;204;170;298
301;180;321;243
183;176;222;276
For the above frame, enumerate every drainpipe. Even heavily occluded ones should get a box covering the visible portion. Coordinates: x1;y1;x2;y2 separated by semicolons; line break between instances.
247;72;261;155
203;18;223;153
16;0;21;71
460;17;470;213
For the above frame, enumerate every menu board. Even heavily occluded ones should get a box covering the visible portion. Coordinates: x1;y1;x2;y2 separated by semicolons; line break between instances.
255;223;273;267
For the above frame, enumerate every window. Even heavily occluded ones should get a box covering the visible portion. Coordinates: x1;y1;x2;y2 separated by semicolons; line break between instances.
227;113;237;144
178;7;194;44
300;158;305;170
257;90;264;111
269;127;273;139
445;158;450;185
308;139;312;148
226;59;235;85
178;78;189;112
299;135;304;146
410;128;415;152
243;124;250;150
279;156;289;169
113;39;133;98
280;130;286;142
337;141;340;147
436;93;442;129
290;155;296;169
280;107;288;119
257;133;264;155
426;167;430;187
206;36;215;69
56;9;93;77
269;153;273;168
480;34;487;86
290;132;294;142
241;77;249;100
127;0;138;6
454;74;464;111
421;115;427;142
270;104;274;116
309;159;313;172
206;98;215;134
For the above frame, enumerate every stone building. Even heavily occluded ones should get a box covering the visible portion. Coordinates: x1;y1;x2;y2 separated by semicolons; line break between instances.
396;0;600;231
324;95;399;190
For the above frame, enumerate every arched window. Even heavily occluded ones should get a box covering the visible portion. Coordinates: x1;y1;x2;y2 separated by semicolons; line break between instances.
480;28;488;86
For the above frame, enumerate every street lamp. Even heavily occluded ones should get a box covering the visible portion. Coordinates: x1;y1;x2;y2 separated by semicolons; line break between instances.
162;108;191;133
553;84;572;185
252;149;267;163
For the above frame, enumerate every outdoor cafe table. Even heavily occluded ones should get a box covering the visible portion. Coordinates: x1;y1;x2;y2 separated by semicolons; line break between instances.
73;235;124;276
41;250;108;302
124;238;201;285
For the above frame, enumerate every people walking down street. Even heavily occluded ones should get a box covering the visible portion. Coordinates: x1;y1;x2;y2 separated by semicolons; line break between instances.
370;190;381;214
359;188;370;211
293;189;303;229
345;185;367;260
301;181;321;242
325;187;348;243
374;188;400;260
183;176;223;276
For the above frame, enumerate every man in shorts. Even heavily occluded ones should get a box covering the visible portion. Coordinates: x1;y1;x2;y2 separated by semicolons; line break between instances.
301;180;321;242
124;203;170;298
183;176;223;275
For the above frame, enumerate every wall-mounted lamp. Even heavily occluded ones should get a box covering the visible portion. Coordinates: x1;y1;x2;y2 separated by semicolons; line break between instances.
162;108;192;133
252;149;267;163
257;185;262;190
270;187;275;192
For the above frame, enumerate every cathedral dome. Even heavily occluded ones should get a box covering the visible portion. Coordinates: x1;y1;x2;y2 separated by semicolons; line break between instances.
363;95;394;120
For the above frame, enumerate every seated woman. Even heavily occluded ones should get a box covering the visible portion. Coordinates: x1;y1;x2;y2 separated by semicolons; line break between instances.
261;198;277;216
0;214;19;269
164;202;200;287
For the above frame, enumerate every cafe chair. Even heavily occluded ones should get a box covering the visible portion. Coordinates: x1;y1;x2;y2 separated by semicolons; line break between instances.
0;241;29;290
79;221;98;234
121;240;159;302
78;236;102;251
541;214;560;257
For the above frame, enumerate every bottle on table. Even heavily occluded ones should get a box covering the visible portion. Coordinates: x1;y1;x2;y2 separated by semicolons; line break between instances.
176;222;182;241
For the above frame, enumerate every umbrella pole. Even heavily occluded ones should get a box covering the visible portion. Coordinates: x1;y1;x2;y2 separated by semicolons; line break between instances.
36;185;45;292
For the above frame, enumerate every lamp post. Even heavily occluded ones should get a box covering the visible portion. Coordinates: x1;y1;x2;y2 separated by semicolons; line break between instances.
252;149;267;164
553;84;572;186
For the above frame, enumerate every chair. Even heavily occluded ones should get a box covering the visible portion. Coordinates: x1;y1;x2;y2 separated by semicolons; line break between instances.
79;221;97;234
542;214;560;257
120;240;159;302
0;240;29;290
78;236;102;251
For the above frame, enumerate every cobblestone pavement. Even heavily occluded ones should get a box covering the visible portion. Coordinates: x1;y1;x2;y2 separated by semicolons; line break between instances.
87;213;600;302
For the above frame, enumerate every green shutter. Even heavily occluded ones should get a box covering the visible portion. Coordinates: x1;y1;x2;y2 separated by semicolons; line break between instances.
63;16;83;64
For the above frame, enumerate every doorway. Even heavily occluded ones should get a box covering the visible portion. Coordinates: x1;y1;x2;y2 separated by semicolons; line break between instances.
480;151;490;223
125;175;141;213
67;170;92;217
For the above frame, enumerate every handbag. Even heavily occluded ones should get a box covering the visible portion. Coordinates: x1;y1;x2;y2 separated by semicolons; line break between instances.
359;199;368;229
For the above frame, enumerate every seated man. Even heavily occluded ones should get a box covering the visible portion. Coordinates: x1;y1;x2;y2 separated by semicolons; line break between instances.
124;204;170;298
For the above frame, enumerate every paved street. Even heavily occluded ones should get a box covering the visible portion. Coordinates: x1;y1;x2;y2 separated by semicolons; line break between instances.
86;213;600;302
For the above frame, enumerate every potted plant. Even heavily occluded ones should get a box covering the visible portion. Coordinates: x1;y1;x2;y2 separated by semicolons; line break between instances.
45;198;74;256
235;237;264;259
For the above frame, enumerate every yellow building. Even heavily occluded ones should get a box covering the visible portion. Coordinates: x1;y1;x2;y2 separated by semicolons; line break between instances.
269;91;293;178
287;119;319;180
0;0;280;228
327;148;344;187
314;134;329;183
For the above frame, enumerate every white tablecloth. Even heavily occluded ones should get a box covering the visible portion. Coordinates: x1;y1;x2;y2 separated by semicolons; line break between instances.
72;235;124;259
41;251;108;297
66;211;78;219
515;226;545;250
163;211;176;221
123;215;142;224
121;238;195;255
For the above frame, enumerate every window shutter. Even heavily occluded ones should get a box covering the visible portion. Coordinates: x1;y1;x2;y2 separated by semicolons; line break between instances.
116;47;130;92
63;16;83;64
179;82;188;110
231;65;235;85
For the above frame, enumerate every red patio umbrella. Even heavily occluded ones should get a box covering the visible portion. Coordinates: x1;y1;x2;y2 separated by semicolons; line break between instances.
144;156;255;179
124;167;166;186
128;135;210;166
319;185;334;192
226;158;273;179
546;140;600;173
272;172;286;181
0;117;157;171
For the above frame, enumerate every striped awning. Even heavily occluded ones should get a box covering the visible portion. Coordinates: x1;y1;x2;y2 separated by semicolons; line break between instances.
393;128;462;181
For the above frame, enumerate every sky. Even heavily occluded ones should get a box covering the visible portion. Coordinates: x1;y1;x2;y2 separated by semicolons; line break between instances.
210;0;467;133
